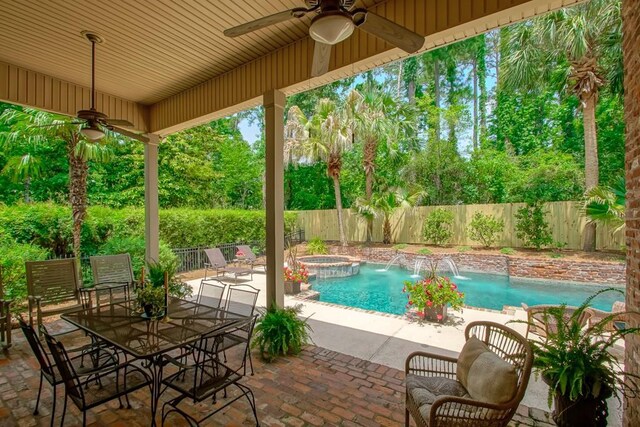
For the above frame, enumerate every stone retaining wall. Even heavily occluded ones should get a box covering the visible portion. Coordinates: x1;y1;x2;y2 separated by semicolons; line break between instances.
327;246;625;285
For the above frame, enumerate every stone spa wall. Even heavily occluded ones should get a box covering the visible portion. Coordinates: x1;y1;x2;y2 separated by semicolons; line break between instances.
327;246;625;286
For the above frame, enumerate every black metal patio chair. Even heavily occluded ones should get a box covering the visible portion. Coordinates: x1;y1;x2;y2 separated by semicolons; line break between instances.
160;317;260;426
196;279;227;310
18;318;120;427
44;331;152;427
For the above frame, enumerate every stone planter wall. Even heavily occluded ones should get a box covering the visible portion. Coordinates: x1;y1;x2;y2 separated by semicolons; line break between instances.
327;246;625;285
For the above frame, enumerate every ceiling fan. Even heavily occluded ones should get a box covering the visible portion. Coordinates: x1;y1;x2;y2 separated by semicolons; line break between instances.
223;0;425;77
37;31;149;143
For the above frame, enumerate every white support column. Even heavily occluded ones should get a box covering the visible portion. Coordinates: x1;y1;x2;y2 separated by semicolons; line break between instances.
144;134;160;264
264;89;285;308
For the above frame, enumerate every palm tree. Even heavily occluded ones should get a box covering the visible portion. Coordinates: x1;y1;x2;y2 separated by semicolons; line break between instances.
354;186;425;244
348;86;415;243
501;0;621;251
1;153;42;203
0;107;111;257
285;99;353;246
583;176;625;233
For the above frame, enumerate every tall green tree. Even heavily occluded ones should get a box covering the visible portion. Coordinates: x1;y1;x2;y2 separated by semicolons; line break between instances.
0;107;111;257
349;85;415;243
285;98;353;246
501;0;622;251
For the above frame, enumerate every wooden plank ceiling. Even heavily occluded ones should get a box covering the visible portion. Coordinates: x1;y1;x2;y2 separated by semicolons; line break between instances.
0;0;380;106
0;0;584;135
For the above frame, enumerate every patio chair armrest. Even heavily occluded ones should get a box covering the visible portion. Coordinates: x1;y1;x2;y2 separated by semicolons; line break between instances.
405;351;458;378
430;395;507;424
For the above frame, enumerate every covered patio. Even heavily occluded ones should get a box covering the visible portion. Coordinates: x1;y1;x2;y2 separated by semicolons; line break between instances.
1;0;639;425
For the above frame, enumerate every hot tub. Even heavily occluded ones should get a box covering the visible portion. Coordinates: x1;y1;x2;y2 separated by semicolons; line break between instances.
298;255;361;279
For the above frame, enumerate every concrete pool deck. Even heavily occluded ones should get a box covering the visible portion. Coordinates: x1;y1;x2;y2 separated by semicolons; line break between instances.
186;270;624;426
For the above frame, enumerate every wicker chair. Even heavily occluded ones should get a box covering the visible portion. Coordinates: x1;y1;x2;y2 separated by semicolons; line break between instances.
26;259;84;336
0;266;12;349
521;303;590;338
405;321;533;427
585;301;627;333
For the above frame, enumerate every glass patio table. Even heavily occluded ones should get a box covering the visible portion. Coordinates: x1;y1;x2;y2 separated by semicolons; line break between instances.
62;296;248;426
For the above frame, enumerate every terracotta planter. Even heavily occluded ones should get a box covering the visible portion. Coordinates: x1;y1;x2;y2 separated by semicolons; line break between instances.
284;280;301;295
423;304;447;322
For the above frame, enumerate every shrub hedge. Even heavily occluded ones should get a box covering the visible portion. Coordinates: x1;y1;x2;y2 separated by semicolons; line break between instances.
0;203;298;256
0;203;298;305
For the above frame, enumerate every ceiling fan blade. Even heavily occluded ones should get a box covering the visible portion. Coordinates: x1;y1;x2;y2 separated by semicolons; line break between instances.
103;118;134;127
357;12;424;53
311;41;332;77
224;9;300;37
109;125;150;143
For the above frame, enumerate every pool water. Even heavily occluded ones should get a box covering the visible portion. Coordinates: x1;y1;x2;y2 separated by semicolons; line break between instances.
310;265;623;314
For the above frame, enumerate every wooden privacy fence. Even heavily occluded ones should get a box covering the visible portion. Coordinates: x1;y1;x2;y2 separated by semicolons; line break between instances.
295;201;624;251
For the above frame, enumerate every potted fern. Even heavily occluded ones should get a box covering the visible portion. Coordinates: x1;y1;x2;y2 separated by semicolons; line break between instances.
527;289;639;427
252;304;312;362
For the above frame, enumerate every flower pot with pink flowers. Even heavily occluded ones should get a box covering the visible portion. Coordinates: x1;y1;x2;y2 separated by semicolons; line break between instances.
403;267;464;322
283;264;308;295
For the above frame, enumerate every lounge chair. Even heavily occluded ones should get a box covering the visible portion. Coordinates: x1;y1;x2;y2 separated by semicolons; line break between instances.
235;245;267;272
204;248;253;280
405;321;533;427
521;303;590;338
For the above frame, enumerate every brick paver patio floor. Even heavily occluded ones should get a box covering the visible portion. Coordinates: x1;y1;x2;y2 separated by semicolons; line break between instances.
0;331;551;427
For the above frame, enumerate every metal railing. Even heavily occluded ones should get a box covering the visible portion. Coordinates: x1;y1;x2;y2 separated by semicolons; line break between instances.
172;229;305;273
45;229;306;275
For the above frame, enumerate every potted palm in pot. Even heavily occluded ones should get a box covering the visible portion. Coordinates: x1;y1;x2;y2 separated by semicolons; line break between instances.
527;289;639;427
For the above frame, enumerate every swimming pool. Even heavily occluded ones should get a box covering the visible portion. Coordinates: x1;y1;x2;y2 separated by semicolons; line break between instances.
310;264;623;314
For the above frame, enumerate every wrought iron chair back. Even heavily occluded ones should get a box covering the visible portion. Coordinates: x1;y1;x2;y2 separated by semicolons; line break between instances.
196;279;227;310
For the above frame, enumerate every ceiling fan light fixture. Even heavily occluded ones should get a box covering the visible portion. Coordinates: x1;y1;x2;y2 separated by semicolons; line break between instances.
80;125;105;141
309;12;354;45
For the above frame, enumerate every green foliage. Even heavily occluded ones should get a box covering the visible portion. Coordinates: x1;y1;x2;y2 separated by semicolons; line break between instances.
0;204;298;258
403;276;465;313
524;289;639;404
306;237;328;255
393;243;408;250
583;176;625;231
134;285;166;318
468;212;505;247
422;208;454;246
515;203;554;249
0;239;49;303
500;247;516;255
145;259;192;300
417;248;432;255
252;304;312;362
